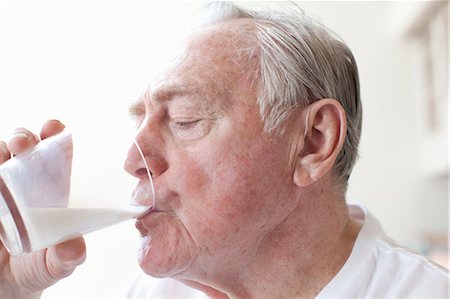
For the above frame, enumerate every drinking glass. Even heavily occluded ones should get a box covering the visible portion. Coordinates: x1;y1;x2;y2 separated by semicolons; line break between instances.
0;117;155;256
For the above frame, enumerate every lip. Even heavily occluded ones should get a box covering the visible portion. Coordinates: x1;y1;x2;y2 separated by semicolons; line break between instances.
135;218;148;236
135;208;159;235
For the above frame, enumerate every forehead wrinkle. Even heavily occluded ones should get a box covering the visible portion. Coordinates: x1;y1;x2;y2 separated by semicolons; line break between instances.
133;19;258;119
151;83;201;103
189;19;259;95
139;81;227;119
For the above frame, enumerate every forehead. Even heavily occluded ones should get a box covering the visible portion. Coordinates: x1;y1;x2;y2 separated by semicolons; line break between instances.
133;19;259;112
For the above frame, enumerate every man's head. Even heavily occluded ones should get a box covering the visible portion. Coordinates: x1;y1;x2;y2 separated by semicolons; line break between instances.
201;2;362;190
125;1;362;285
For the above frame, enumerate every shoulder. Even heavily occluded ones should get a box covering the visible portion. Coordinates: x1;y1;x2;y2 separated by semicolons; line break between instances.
318;205;449;298
368;237;449;298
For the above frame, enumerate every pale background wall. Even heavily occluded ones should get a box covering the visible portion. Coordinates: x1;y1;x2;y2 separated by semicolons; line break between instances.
0;1;447;298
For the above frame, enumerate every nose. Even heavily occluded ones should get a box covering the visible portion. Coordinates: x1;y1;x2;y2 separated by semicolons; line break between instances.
124;122;168;180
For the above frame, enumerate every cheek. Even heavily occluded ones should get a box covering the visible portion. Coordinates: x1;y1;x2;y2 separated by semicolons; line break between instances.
173;140;292;248
174;147;259;214
176;155;213;198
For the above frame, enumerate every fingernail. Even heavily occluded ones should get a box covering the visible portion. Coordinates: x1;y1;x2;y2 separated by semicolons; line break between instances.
63;252;86;267
55;237;87;266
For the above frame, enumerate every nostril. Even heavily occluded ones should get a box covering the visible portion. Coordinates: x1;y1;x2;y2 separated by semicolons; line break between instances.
136;168;148;177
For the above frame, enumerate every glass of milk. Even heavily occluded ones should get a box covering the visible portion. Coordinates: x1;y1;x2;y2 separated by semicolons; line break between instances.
0;117;155;256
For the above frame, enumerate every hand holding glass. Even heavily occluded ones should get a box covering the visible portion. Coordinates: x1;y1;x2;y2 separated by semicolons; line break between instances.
0;123;155;256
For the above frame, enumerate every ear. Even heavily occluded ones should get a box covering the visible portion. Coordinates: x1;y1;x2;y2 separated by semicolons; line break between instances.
293;99;347;187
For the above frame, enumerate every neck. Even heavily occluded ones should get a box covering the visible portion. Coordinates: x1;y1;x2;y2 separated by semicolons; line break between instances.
181;185;362;299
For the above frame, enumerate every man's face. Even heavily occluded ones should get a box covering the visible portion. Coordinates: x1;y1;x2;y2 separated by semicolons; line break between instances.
126;20;297;280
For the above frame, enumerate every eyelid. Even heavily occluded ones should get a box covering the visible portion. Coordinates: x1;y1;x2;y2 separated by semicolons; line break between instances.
171;118;201;128
169;118;212;140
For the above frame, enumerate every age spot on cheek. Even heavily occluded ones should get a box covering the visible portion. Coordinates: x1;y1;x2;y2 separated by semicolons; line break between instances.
178;158;213;192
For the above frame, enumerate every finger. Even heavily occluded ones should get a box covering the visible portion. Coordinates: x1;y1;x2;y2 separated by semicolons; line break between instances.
7;128;40;156
13;237;87;291
40;120;65;140
0;141;11;164
46;237;86;280
9;237;86;291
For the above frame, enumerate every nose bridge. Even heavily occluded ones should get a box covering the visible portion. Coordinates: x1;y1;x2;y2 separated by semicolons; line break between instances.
134;117;165;157
125;118;167;179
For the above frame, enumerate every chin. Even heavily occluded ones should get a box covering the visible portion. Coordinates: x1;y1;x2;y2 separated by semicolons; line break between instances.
137;234;193;278
137;235;170;277
135;216;197;278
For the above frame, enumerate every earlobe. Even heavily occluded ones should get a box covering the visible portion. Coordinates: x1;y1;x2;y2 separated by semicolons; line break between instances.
293;164;314;187
292;99;347;187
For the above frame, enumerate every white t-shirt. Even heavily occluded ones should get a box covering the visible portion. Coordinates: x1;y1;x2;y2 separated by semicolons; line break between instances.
122;205;449;298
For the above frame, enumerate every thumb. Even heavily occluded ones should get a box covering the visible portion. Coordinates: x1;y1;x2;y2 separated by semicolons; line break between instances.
46;237;86;280
10;237;86;292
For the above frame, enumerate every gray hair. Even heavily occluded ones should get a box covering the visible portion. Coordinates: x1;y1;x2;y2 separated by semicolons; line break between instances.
200;2;362;189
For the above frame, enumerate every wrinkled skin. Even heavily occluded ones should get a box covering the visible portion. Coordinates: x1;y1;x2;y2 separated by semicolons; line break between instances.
126;19;361;299
127;20;297;281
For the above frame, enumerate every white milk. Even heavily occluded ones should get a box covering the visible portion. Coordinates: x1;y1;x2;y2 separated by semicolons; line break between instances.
24;206;148;252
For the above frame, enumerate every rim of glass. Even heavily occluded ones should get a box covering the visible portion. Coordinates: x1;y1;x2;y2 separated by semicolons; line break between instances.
133;139;156;209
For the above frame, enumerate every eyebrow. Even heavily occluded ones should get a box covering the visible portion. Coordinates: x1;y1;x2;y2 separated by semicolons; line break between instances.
128;99;145;118
128;83;203;118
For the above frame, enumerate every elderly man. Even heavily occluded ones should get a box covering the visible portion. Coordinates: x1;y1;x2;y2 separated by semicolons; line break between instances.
0;2;448;299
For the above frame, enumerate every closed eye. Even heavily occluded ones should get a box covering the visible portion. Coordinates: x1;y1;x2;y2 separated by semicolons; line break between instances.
174;120;201;130
169;118;212;141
